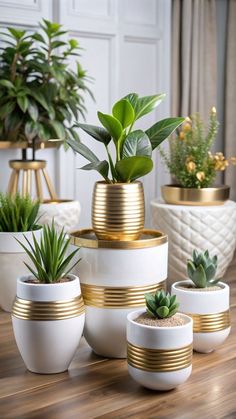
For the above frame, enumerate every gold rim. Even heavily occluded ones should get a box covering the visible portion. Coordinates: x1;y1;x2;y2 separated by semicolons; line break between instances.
9;160;46;170
12;295;85;320
127;342;192;372
161;185;230;206
81;281;166;308
70;228;168;249
187;310;230;333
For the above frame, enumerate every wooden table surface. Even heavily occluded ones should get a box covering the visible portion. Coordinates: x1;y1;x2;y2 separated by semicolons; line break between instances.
0;258;236;419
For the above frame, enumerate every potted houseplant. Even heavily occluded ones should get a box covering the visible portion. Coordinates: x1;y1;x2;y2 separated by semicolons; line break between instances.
0;193;42;312
12;222;84;374
171;250;231;353
127;289;193;390
67;93;184;240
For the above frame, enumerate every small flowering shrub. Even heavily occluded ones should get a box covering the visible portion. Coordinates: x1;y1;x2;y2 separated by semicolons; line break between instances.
160;108;236;188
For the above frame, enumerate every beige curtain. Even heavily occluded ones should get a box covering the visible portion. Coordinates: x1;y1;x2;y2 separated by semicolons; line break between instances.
171;0;217;120
224;0;236;200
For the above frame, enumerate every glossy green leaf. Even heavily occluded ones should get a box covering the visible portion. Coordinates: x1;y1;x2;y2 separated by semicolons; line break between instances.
17;95;29;113
49;120;65;140
112;99;134;128
122;130;152;158
28;100;38;122
134;94;166;120
146;117;185;150
115;156;153;182
97;111;123;143
0;102;15;119
67;138;99;163
0;79;15;90
123;93;139;110
76;122;111;145
80;160;109;180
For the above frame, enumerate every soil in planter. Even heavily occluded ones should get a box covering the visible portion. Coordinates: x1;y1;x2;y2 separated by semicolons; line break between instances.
134;313;186;327
25;277;73;284
176;283;222;292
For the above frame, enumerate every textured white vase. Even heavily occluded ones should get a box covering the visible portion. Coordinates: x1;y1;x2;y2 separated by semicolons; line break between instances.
151;199;236;284
39;200;81;232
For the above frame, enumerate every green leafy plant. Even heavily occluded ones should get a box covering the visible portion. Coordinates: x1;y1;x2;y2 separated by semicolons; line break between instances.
145;289;179;319
0;20;92;148
0;193;40;232
17;221;80;283
187;249;219;288
67;93;184;183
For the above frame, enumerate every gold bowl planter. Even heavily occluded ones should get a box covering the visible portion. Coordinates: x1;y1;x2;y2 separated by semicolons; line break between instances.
92;181;145;241
161;185;230;206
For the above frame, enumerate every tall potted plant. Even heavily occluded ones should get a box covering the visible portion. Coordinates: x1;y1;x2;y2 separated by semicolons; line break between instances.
67;93;184;240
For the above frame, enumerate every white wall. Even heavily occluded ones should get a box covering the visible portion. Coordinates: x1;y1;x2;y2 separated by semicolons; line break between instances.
0;0;171;227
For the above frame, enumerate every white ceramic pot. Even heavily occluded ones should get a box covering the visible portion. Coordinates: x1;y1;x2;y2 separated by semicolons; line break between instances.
127;309;193;391
0;227;42;312
71;229;168;358
12;274;85;374
171;280;231;353
38;200;81;232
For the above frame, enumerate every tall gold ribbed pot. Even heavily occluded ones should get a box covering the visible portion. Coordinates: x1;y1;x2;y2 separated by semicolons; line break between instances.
92;181;145;241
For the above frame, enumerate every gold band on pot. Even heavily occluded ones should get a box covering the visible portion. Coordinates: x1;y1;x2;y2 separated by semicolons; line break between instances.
161;185;230;206
188;310;230;333
127;342;193;372
81;281;166;308
12;295;85;321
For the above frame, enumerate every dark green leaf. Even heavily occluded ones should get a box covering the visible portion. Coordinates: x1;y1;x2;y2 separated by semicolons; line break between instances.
28;100;38;122
112;99;134;128
76;122;111;145
80;160;109;180
67;138;99;163
17;95;29;113
156;306;169;318
97;111;123;143
122;130;152;158
0;80;15;89
49;120;65;140
115;156;153;182
134;94;166;120
146;117;185;150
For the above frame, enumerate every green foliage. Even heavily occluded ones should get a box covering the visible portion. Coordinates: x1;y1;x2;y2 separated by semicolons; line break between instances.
67;93;184;183
0;20;92;144
0;193;40;232
160;110;221;188
187;249;219;288
17;221;80;283
145;289;179;319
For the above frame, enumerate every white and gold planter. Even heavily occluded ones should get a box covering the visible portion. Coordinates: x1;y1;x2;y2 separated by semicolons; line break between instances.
161;185;230;206
71;229;168;358
0;227;42;312
127;310;193;390
12;274;85;374
171;281;230;353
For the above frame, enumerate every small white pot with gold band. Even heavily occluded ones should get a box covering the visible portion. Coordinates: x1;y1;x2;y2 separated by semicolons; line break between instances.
171;281;231;353
71;229;168;358
12;274;85;374
127;310;193;391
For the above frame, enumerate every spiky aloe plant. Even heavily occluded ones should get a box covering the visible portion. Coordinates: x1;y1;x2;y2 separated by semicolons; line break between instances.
0;193;40;232
145;289;179;319
17;221;80;283
187;249;218;288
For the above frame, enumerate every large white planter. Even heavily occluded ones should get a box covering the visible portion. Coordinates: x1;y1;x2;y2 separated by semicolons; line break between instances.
38;200;81;232
151;199;236;284
12;274;85;374
171;280;230;353
127;309;193;391
0;227;42;312
71;229;168;358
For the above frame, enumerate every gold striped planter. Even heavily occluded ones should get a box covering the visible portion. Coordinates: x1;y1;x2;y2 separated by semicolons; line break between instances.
189;310;230;333
92;181;145;241
161;185;230;206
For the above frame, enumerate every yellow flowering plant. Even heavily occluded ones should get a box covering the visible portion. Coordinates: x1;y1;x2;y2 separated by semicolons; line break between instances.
160;108;236;188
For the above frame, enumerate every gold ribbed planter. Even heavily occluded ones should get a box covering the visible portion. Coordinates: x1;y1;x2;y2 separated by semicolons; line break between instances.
161;185;230;206
189;310;230;333
92;181;145;241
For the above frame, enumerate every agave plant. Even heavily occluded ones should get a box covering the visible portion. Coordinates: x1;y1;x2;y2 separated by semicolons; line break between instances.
145;289;179;319
17;221;80;283
67;93;184;183
0;193;40;232
187;249;218;288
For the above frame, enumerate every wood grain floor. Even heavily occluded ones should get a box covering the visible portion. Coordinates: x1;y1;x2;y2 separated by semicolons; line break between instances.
0;257;236;419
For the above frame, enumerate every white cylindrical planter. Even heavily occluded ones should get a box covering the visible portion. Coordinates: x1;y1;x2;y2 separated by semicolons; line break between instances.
71;229;168;358
151;199;236;284
127;310;193;391
171;281;230;353
12;274;85;374
0;227;42;312
38;200;81;232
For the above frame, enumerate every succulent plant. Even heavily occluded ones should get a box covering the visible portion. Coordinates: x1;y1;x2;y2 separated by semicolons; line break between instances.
145;289;179;319
187;249;218;288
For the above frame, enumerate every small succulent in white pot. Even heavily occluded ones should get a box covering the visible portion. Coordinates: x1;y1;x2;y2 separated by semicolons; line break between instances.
127;290;193;391
12;222;84;374
172;250;231;353
0;194;42;312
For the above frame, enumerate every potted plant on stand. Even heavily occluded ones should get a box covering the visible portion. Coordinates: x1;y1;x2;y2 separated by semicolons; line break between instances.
127;289;193;390
12;222;84;374
0;193;41;312
171;250;231;353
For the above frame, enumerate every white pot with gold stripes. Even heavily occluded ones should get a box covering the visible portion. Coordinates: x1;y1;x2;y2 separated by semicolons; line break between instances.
171;281;231;353
12;274;85;374
127;310;193;390
70;228;168;358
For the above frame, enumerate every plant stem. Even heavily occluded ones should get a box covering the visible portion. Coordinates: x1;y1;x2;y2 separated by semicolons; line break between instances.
22;148;27;161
